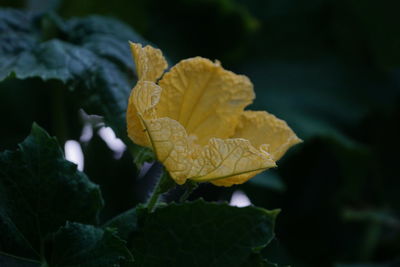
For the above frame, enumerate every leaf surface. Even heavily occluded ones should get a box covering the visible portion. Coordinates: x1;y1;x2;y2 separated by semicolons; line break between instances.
0;124;103;261
128;200;279;267
48;222;134;267
0;9;152;167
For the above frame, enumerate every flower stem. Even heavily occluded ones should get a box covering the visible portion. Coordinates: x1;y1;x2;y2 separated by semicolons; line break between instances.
146;181;162;212
179;181;199;202
146;169;175;212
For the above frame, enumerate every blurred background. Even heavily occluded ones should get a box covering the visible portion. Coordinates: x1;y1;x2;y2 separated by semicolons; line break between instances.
1;0;399;266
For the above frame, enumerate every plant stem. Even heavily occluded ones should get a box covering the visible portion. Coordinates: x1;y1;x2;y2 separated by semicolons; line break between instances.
146;176;163;212
146;169;175;212
179;181;199;202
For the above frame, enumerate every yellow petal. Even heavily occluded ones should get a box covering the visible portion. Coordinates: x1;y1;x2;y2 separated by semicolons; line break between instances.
210;170;265;187
157;57;255;145
233;111;302;161
189;138;276;186
141;116;276;185
129;42;168;82
140;117;193;185
127;81;162;147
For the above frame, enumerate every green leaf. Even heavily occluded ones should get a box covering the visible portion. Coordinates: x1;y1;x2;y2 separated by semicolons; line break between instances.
3;39;97;82
0;252;41;267
47;222;134;267
103;207;139;242
129;200;279;267
0;9;40;81
0;8;152;167
0;123;103;262
63;15;146;71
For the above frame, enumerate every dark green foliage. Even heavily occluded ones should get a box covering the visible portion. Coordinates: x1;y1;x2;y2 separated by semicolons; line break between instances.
0;10;132;135
103;206;139;242
0;253;41;267
0;124;103;261
0;7;150;167
0;124;135;266
128;200;278;267
47;222;133;266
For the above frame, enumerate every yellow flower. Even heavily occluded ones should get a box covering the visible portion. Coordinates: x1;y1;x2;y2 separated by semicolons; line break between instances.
127;42;301;187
